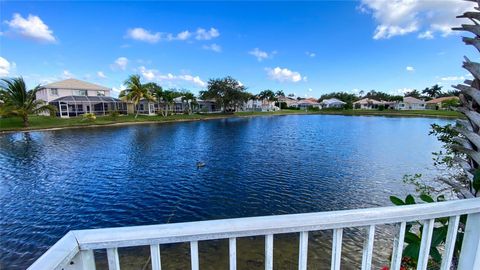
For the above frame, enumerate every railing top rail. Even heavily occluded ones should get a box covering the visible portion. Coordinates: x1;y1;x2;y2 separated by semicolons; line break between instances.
27;231;79;270
73;198;480;250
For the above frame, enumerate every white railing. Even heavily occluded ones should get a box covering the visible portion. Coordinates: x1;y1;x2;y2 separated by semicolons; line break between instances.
28;199;480;270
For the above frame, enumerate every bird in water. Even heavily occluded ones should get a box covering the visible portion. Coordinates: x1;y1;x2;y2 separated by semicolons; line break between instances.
196;162;206;168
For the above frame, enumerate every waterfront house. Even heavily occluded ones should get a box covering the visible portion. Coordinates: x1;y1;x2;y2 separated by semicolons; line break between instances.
320;98;346;109
294;99;321;110
353;98;382;109
244;98;277;111
425;96;459;110
36;79;127;117
395;97;426;110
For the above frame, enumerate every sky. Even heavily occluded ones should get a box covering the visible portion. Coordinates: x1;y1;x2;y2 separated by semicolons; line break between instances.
0;0;476;98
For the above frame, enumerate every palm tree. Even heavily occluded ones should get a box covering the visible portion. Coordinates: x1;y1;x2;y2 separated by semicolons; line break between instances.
144;82;163;115
121;75;155;118
0;77;56;127
422;84;443;98
181;92;197;114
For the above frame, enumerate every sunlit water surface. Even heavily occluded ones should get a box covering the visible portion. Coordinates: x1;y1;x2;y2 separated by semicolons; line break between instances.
0;115;452;269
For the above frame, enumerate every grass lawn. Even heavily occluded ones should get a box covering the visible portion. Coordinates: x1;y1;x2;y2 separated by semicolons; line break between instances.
0;109;462;132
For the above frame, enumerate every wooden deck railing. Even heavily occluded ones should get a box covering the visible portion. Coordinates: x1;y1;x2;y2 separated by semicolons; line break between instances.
27;198;480;270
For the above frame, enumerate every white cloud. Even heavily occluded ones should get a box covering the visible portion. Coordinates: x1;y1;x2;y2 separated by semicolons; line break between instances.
265;67;305;83
138;66;206;87
441;76;465;81
0;57;13;76
195;28;220;40
418;30;434;39
406;66;415;72
360;0;475;39
62;70;74;79
112;84;126;98
308;88;313;92
4;13;56;43
126;28;161;43
111;57;128;71
202;43;222;52
306;52;316;58
249;48;277;61
176;30;191;41
97;71;107;79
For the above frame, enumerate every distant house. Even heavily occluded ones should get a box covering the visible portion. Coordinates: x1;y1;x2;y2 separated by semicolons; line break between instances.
395;97;426;110
244;98;277;112
294;99;321;110
320;98;346;109
353;98;395;110
425;96;459;110
277;96;299;108
353;98;382;110
36;79;127;117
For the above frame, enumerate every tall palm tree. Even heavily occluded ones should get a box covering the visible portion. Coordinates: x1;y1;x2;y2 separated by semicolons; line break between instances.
181;92;197;114
121;75;155;118
0;77;56;127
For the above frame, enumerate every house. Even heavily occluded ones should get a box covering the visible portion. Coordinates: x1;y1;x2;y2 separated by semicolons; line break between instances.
353;98;383;110
36;79;127;117
244;98;277;111
36;78;112;102
295;99;321;110
320;98;346;109
425;96;459;110
277;96;299;108
353;98;395;110
395;97;426;110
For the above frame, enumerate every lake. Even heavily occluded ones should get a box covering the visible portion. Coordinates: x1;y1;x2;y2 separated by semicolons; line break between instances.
0;115;452;269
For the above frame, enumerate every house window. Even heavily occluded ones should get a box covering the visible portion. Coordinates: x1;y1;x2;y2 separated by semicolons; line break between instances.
77;90;88;96
50;89;58;95
97;90;105;96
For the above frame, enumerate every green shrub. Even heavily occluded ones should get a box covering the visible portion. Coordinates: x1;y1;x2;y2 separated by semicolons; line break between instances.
82;113;96;122
109;110;120;119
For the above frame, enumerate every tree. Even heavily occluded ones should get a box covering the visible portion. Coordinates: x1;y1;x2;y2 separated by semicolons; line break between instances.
0;77;56;127
404;89;422;98
161;89;180;116
120;75;155;118
450;2;480;198
362;90;403;101
199;76;249;112
144;82;163;115
422;84;443;98
275;90;285;97
181;91;197;114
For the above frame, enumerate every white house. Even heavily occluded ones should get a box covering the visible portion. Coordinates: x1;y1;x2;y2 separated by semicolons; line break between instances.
353;98;383;110
36;78;112;102
395;97;426;110
244;99;277;111
35;79;126;118
320;98;346;109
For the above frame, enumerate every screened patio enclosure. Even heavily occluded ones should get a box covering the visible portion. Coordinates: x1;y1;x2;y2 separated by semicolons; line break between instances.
50;96;128;118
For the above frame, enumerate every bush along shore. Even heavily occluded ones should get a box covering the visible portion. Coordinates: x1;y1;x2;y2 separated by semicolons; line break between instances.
0;109;463;133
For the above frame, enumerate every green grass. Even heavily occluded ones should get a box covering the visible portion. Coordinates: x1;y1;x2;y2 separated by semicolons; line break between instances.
0;109;462;132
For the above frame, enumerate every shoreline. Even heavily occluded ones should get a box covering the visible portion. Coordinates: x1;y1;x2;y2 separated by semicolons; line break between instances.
0;110;461;134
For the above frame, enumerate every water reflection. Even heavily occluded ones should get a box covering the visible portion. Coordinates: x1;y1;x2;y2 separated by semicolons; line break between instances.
0;115;451;269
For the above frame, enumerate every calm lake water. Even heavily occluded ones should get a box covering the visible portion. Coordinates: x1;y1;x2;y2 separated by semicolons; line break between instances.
0;115;452;269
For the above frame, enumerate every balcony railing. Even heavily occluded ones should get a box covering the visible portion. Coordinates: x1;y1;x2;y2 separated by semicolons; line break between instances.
28;198;480;270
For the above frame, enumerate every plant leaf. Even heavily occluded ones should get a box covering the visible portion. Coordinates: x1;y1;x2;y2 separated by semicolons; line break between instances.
390;196;405;206
405;194;416;205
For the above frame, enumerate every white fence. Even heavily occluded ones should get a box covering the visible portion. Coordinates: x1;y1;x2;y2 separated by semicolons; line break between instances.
28;198;480;270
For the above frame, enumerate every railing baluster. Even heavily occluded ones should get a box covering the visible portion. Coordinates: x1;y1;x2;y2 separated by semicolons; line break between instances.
229;238;236;270
150;244;162;270
361;225;375;270
331;228;343;270
458;213;480;270
417;219;435;270
190;241;199;270
265;234;274;270
390;222;406;270
298;231;308;270
79;250;96;270
107;248;120;270
440;216;460;270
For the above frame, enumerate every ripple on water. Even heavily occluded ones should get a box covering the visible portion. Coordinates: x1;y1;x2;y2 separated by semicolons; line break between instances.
0;115;451;269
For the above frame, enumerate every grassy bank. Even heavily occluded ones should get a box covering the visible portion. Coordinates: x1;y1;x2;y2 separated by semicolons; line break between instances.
0;109;462;132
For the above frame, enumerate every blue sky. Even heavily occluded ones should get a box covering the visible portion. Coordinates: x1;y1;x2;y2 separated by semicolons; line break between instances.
0;1;476;97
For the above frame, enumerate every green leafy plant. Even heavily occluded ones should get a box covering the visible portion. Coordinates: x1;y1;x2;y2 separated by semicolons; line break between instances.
389;194;463;269
82;113;96;122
